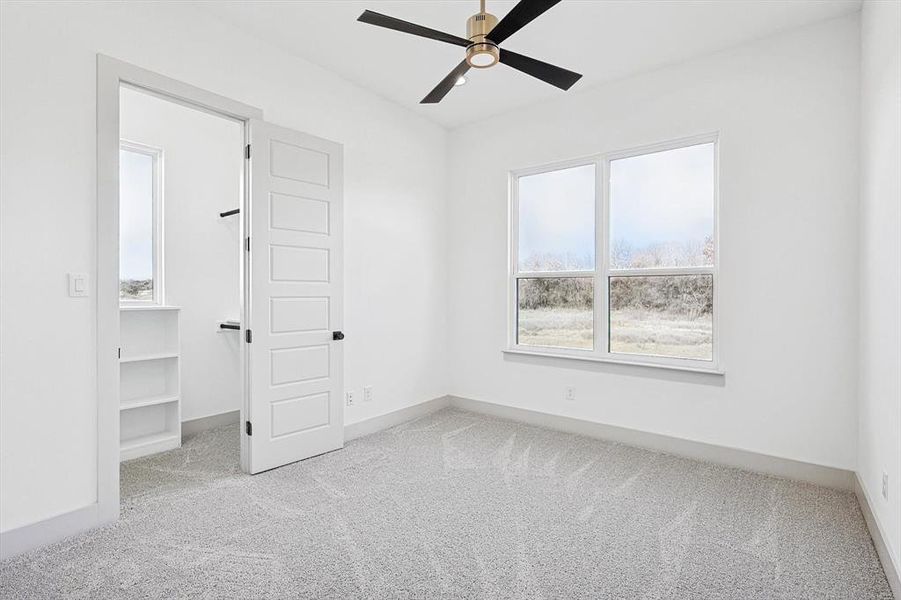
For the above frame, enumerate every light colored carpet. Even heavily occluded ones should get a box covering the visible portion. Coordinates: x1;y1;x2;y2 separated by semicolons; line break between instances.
0;408;893;599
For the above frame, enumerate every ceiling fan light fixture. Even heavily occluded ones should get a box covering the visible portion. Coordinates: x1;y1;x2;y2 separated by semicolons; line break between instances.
466;42;499;68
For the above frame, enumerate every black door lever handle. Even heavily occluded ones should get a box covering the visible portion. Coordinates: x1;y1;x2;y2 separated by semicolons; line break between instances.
332;331;345;341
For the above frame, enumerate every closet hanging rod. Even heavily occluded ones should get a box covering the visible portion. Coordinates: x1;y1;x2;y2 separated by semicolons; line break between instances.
219;208;240;218
219;323;240;330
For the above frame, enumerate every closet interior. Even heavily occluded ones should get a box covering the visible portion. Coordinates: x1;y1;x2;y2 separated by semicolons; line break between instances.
117;86;244;461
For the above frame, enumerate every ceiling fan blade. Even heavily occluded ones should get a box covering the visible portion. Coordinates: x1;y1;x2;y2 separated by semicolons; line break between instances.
358;10;470;48
421;60;472;104
499;49;581;90
486;0;562;45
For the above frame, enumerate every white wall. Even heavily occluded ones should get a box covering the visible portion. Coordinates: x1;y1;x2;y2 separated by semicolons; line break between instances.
120;87;243;422
858;0;901;573
0;1;448;533
447;16;861;470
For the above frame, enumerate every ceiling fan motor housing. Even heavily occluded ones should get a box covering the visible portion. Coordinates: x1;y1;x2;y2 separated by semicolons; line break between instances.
466;12;499;68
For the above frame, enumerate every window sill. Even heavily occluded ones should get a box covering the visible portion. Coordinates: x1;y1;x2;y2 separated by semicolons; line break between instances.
502;348;725;375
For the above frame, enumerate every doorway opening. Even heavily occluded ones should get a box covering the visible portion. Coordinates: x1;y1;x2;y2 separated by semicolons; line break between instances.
117;85;245;488
98;56;345;523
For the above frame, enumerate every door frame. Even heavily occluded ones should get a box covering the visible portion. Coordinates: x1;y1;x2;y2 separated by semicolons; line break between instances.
97;55;263;523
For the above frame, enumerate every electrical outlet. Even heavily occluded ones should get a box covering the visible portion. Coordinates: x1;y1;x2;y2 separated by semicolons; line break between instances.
882;472;889;501
565;386;576;401
363;386;373;403
345;391;356;407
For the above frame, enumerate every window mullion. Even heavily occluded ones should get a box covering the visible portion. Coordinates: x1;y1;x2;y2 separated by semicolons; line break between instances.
609;266;714;277
514;270;596;279
596;156;609;359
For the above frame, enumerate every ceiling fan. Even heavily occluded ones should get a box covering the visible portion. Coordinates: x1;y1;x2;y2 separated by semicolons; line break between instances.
357;0;582;104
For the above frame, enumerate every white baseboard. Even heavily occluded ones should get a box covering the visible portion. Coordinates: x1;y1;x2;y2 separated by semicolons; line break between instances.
448;395;854;490
0;503;104;561
344;396;451;442
855;473;901;598
182;409;240;438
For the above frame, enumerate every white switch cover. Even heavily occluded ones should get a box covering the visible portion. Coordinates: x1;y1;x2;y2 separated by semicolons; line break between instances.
68;273;88;297
363;386;373;403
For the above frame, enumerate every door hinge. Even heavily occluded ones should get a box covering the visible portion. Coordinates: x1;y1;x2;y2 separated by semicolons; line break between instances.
245;236;250;252
118;347;121;359
245;329;253;343
245;144;251;159
245;421;252;436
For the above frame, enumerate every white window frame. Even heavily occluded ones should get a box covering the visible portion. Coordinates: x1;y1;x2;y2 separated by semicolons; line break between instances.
119;139;164;306
506;133;721;374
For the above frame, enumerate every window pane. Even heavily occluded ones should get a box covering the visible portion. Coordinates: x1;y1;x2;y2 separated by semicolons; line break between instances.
120;149;155;301
610;143;714;268
517;278;593;349
609;275;712;360
518;164;595;272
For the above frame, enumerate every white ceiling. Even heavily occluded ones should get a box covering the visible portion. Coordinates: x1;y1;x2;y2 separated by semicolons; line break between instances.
195;0;860;128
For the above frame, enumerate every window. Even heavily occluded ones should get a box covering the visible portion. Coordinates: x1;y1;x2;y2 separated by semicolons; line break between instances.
509;136;718;371
516;163;596;350
119;141;162;304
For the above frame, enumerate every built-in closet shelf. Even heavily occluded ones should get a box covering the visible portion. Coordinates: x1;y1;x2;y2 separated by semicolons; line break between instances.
120;393;180;412
120;352;179;364
119;306;181;461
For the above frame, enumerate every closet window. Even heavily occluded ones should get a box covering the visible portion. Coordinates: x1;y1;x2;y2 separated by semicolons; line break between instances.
119;142;162;304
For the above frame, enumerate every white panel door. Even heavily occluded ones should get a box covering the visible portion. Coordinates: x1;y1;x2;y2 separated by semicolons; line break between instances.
246;119;343;474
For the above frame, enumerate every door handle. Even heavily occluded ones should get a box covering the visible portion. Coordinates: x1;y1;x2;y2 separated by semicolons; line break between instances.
332;331;345;341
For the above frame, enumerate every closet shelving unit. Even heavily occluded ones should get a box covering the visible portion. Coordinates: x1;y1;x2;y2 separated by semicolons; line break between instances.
119;305;182;461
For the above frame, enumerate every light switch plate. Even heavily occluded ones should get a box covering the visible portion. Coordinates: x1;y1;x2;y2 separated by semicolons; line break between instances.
68;272;88;297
